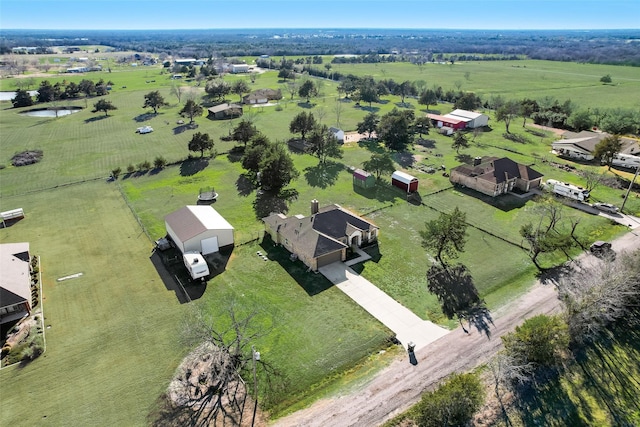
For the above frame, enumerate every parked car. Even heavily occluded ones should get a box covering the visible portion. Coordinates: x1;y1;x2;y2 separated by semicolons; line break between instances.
136;126;153;134
593;202;619;214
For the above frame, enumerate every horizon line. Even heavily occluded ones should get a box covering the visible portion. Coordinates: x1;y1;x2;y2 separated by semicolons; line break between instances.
2;27;638;32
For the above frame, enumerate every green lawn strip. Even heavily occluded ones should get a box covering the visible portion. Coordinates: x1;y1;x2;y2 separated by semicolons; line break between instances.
187;239;392;416
0;182;186;426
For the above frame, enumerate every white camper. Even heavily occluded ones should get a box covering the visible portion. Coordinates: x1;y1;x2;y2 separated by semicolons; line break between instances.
611;153;640;170
183;252;210;280
546;179;590;202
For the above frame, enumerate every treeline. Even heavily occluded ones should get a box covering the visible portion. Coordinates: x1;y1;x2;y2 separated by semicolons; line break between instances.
11;78;112;108
2;29;640;66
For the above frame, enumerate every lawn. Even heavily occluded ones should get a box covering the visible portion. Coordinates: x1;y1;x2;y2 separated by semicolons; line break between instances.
0;180;391;424
0;182;186;426
1;58;638;424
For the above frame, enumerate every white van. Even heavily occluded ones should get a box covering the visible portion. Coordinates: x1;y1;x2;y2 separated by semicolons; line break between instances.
183;252;210;281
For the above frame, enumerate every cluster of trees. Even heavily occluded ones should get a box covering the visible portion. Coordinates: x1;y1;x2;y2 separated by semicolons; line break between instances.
204;78;250;103
355;109;429;152
288;112;343;163
11;78;112;108
489;95;640;135
241;134;299;194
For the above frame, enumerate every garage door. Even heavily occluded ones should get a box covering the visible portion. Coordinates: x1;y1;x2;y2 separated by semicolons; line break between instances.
316;250;342;268
201;236;219;255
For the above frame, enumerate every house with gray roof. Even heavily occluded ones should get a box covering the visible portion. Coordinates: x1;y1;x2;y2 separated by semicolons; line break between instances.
552;130;640;161
449;156;543;197
1;242;32;325
262;201;379;271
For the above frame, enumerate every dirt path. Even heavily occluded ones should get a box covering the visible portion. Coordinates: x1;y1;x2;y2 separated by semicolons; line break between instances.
271;230;639;427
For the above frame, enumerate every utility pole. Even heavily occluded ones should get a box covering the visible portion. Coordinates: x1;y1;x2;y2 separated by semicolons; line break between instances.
251;346;260;427
620;166;639;214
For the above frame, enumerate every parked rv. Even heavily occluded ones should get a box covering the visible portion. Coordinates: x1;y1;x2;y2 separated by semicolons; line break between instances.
546;179;590;202
183;252;210;281
610;153;640;170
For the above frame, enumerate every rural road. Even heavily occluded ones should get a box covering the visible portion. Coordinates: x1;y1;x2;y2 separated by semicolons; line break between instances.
271;230;640;427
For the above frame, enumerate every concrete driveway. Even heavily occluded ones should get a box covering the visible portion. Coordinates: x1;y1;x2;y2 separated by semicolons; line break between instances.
319;263;449;350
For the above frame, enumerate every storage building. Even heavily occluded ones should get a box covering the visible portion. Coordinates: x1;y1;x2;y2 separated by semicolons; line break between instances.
391;171;419;193
165;206;234;255
353;169;376;189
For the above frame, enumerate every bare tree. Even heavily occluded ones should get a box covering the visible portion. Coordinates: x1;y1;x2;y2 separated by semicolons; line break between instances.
557;249;640;344
333;100;343;129
581;170;606;193
488;350;534;425
169;299;274;425
170;82;183;103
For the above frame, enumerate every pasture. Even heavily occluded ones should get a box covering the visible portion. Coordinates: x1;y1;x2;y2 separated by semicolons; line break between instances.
1;57;639;424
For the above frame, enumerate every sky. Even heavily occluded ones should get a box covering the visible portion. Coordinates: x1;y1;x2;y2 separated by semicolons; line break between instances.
1;0;639;31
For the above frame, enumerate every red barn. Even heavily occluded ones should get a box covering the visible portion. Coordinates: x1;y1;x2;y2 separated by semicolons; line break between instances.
391;171;419;193
427;113;467;130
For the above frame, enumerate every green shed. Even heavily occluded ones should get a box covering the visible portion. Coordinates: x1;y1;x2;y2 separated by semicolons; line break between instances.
353;169;376;189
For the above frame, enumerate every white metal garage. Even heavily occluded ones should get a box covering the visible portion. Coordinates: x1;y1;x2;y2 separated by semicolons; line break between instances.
165;205;234;255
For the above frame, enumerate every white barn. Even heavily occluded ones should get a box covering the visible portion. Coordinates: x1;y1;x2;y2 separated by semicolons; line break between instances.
165;206;234;255
445;109;489;129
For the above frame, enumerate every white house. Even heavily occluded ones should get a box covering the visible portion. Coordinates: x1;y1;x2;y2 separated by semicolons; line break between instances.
165;206;234;255
329;127;345;143
445;109;489;129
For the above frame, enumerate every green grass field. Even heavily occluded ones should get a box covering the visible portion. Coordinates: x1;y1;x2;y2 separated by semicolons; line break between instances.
1;58;639;425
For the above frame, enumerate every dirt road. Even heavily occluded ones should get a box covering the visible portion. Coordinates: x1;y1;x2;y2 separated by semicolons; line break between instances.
271;230;639;427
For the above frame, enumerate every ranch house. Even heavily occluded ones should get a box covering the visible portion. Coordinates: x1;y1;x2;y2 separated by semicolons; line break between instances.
0;242;32;325
262;200;379;271
450;156;543;197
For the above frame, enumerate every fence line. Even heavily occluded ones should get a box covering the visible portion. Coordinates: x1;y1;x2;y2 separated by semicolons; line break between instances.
0;175;106;199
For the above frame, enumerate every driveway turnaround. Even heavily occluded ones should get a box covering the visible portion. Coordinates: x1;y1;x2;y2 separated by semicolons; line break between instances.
319;263;449;350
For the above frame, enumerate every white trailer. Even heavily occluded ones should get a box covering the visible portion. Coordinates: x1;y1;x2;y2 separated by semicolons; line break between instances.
611;153;640;170
546;179;590;202
183;252;210;280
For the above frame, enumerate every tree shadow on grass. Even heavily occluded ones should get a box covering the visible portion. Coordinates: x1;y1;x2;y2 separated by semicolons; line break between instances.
259;235;333;296
571;323;640;426
357;138;385;153
297;102;315;109
303;161;343;188
236;174;255;197
427;263;493;338
134;112;157;122
359;105;380;113
84;115;109;124
455;153;473;164
173;123;198;135
252;188;298;219
512;371;584;427
180;157;209;176
393;151;415;168
452;185;529;212
353;181;400;203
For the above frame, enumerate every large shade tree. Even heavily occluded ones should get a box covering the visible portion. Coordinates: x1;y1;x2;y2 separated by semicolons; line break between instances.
362;152;395;180
378;108;415;151
307;125;344;163
289;111;317;140
92;99;117;116
356;112;380;140
259;142;299;193
179;99;203;124
143;90;169;114
188;132;214;157
232;119;259;147
420;207;468;265
298;80;318;103
593;134;622;170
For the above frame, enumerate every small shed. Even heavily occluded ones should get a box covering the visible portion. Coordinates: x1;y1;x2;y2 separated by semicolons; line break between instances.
353;169;375;189
165;205;234;255
329;127;345;144
391;170;419;193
